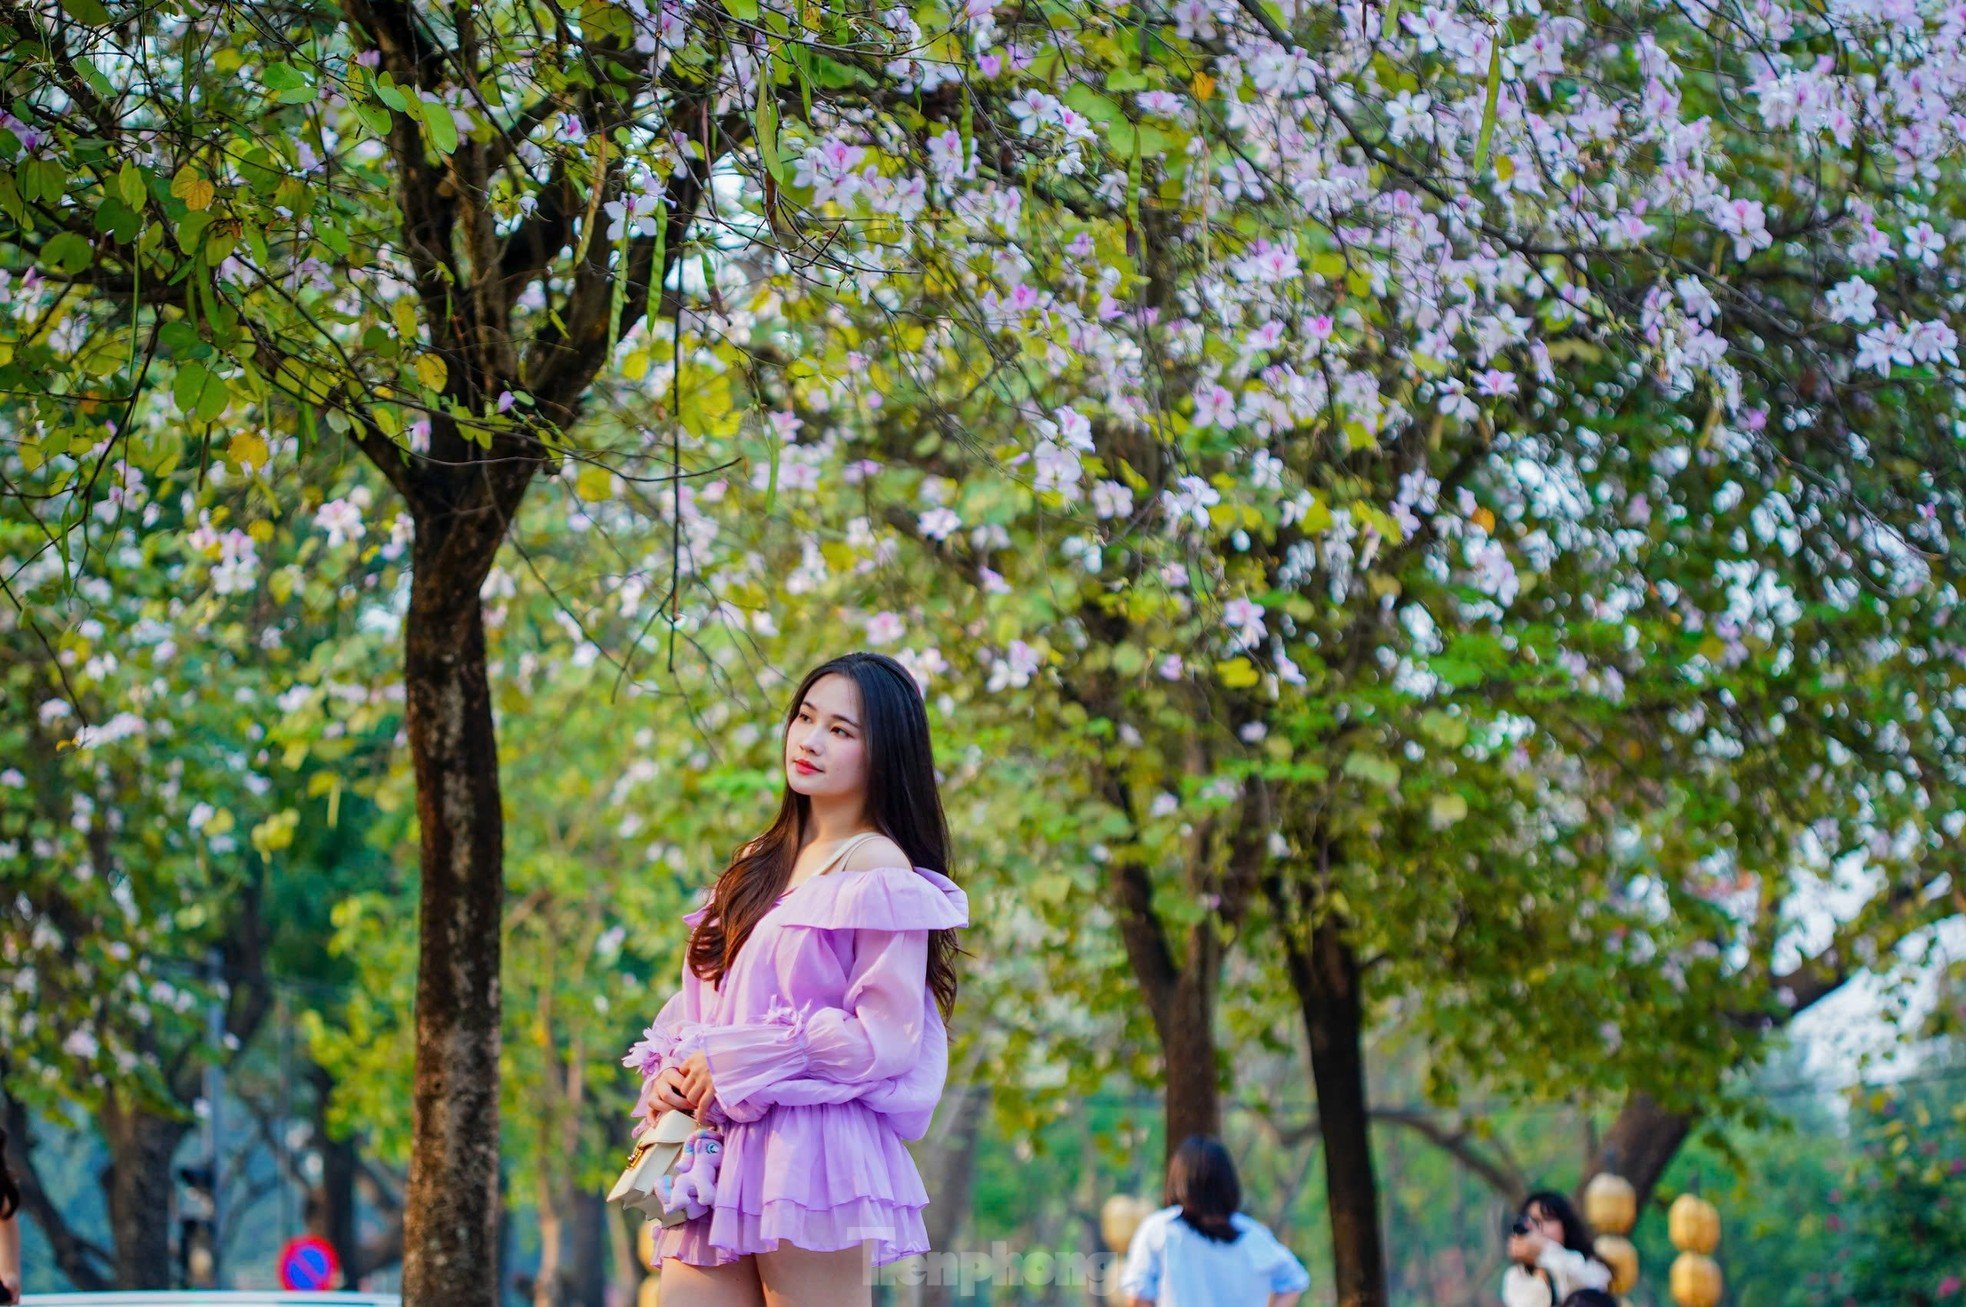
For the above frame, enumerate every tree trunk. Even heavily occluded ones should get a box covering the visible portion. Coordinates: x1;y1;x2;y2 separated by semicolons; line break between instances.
1281;915;1386;1307
305;1064;361;1285
532;1178;564;1307
3;1085;112;1290
564;1191;610;1307
1583;1092;1696;1207
399;540;508;1307
98;1095;190;1289
917;1081;989;1307
606;1201;642;1307
1158;967;1222;1163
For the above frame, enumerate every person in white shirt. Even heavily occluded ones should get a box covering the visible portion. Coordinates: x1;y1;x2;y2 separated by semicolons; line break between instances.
1502;1190;1612;1307
1121;1135;1311;1307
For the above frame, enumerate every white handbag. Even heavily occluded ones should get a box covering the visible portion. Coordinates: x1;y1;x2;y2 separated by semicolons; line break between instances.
607;1108;700;1226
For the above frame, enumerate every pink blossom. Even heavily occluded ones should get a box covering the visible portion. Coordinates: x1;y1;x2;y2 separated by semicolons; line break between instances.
1191;382;1236;428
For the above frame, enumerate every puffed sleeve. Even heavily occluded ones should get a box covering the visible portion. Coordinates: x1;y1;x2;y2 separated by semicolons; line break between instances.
1119;1212;1165;1301
1502;1265;1555;1307
620;917;712;1131
1537;1245;1611;1292
696;928;930;1119
1256;1223;1311;1294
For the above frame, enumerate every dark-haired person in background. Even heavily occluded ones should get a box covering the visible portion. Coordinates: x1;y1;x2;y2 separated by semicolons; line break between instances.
1560;1291;1618;1307
1121;1135;1311;1307
0;1125;19;1304
1503;1190;1611;1307
627;652;970;1307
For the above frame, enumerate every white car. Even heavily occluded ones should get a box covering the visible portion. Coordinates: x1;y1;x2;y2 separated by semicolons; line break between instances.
20;1289;399;1297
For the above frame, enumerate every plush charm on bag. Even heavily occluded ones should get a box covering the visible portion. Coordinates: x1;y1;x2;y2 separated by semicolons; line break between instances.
656;1126;725;1221
607;1108;701;1227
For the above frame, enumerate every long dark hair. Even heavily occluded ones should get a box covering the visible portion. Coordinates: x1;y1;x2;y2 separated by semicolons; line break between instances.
1165;1135;1242;1244
0;1124;20;1220
1521;1190;1599;1261
687;652;962;1020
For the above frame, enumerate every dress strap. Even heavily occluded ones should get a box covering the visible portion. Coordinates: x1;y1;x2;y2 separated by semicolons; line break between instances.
816;831;885;877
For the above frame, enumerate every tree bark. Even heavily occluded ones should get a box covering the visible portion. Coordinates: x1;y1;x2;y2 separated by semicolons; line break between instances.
305;1064;361;1284
398;531;510;1307
917;1080;989;1307
1;1084;113;1291
1108;853;1224;1162
97;1095;190;1289
532;1176;563;1307
1582;1092;1696;1208
1279;914;1386;1307
1158;967;1222;1160
564;1191;609;1307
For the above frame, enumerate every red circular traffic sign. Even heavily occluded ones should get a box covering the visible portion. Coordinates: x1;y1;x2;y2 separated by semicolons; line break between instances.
278;1235;342;1291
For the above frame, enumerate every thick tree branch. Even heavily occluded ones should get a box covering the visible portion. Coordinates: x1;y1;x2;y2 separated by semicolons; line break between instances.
1;1079;114;1291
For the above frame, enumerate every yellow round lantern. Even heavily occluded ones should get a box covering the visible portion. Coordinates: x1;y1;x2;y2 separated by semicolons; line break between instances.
1594;1234;1640;1294
1583;1173;1639;1236
1668;1194;1721;1255
637;1220;659;1271
1669;1251;1723;1307
1100;1194;1151;1253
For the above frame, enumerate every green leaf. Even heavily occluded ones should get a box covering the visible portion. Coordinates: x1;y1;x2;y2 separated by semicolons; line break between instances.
421;98;459;155
724;0;758;17
170;165;215;211
93;197;140;243
354;101;393;137
174;210;212;254
1471;34;1502;176
1418;709;1469;748
24;158;68;204
1215;656;1261;689
372;75;409;112
60;0;110;25
40;231;94;274
262;62;315;104
755;61;784;183
116;161;146;208
804;55;873;90
1063;84;1124;125
172;362;230;422
1341;751;1402;791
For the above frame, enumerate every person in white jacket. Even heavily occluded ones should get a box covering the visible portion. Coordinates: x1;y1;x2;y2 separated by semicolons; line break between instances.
1501;1190;1612;1307
1121;1136;1311;1307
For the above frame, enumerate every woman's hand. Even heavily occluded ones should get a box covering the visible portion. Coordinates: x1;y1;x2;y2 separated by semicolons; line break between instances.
644;1065;699;1124
1507;1231;1548;1264
642;1052;717;1125
673;1050;715;1113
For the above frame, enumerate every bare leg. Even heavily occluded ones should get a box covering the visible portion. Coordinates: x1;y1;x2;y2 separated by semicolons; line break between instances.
658;1254;766;1307
757;1240;874;1307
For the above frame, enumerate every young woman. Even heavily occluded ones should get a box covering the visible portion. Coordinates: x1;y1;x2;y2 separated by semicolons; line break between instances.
1121;1135;1311;1307
624;652;968;1307
0;1125;20;1304
1502;1190;1612;1307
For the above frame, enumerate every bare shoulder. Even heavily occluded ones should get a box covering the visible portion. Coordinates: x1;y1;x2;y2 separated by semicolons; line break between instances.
838;834;913;874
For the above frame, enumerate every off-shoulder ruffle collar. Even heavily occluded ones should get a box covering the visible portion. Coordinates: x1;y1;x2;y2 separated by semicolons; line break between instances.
680;864;968;933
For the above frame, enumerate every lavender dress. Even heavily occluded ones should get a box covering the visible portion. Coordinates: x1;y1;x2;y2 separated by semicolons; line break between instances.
624;855;969;1269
